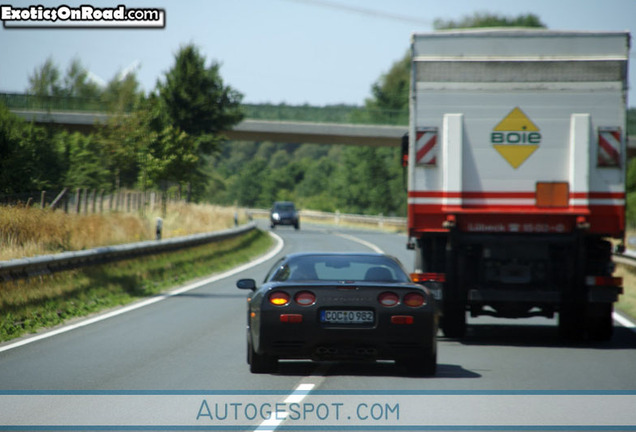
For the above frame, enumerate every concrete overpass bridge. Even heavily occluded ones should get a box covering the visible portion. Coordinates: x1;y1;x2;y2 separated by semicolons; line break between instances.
3;92;634;152
2;93;406;147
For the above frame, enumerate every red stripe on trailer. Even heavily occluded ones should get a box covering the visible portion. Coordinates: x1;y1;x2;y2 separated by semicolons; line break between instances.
407;203;624;237
408;191;625;200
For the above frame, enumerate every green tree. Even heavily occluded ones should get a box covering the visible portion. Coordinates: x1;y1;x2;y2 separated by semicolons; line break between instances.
102;69;142;113
62;58;102;99
334;146;392;214
152;44;245;201
0;104;62;195
63;131;111;190
158;43;244;155
232;158;268;207
28;57;103;99
434;12;546;30
365;53;410;118
28;57;63;97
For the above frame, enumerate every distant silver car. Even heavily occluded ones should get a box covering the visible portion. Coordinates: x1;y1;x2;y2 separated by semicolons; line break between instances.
237;253;439;376
270;201;299;230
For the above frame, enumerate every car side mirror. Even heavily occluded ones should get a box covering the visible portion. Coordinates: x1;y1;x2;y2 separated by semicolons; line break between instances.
237;278;256;291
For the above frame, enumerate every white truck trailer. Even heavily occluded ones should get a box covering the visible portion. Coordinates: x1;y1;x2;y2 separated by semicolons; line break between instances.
406;29;629;340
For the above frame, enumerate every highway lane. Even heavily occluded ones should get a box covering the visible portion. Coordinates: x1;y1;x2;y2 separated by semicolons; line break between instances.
1;221;635;394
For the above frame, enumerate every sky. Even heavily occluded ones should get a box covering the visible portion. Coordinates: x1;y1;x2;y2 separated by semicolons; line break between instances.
1;0;635;107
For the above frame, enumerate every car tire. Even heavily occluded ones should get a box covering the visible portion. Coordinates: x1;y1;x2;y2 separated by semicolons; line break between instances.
294;222;299;230
248;337;278;374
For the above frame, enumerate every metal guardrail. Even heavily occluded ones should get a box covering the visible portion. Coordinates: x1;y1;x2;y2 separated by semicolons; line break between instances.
614;249;636;267
0;222;256;282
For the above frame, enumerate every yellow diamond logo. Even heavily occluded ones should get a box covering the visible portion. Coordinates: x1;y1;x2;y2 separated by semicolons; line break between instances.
493;144;539;169
491;107;541;169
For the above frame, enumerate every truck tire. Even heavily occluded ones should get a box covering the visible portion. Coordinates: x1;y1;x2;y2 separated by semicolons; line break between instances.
441;304;466;338
558;305;585;341
586;304;614;342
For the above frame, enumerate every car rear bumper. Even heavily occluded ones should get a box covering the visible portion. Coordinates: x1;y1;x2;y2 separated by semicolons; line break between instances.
271;217;298;226
254;309;437;361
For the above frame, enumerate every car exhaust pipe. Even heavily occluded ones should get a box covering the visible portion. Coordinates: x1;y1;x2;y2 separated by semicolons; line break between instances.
356;348;377;356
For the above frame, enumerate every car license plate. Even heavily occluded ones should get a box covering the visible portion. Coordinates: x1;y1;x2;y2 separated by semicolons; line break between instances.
320;310;374;324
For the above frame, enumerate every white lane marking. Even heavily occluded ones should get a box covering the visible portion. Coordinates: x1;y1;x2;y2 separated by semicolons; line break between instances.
284;383;315;403
335;233;384;254
254;383;316;431
0;231;284;354
613;311;636;330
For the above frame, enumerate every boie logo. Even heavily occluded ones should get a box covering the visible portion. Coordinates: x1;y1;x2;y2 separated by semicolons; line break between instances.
491;107;541;169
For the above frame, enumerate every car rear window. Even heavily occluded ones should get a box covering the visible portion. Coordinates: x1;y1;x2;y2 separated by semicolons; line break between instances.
270;255;409;282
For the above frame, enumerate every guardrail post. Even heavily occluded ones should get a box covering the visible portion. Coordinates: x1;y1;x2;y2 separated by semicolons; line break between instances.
75;188;81;214
156;217;163;240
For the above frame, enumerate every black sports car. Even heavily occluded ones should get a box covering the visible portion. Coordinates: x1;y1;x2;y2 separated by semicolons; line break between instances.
236;253;438;375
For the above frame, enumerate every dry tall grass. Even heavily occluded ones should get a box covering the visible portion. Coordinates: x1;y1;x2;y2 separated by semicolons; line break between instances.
0;203;241;261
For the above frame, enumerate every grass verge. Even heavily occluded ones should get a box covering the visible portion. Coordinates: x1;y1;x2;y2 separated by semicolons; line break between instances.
0;229;272;343
615;263;636;320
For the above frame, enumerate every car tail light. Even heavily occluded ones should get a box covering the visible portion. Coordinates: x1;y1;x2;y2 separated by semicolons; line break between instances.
295;291;316;306
391;315;414;325
280;314;303;323
269;291;290;306
378;292;399;307
404;292;426;308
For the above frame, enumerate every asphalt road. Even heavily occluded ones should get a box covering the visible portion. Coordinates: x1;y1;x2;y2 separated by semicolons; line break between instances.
1;221;635;429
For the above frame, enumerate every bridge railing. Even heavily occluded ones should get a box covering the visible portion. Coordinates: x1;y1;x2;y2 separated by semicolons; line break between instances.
0;92;408;126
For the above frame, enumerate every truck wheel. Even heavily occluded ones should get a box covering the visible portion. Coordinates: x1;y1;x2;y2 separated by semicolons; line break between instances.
558;305;585;341
586;304;614;342
441;304;466;338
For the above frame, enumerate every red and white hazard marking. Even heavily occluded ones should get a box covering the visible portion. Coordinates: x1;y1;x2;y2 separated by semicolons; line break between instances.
598;128;621;167
416;128;437;166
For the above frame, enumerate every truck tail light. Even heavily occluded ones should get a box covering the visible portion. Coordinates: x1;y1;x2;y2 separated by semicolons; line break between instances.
269;291;290;306
586;276;622;287
295;291;316;306
378;292;399;307
411;272;446;283
404;292;426;307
